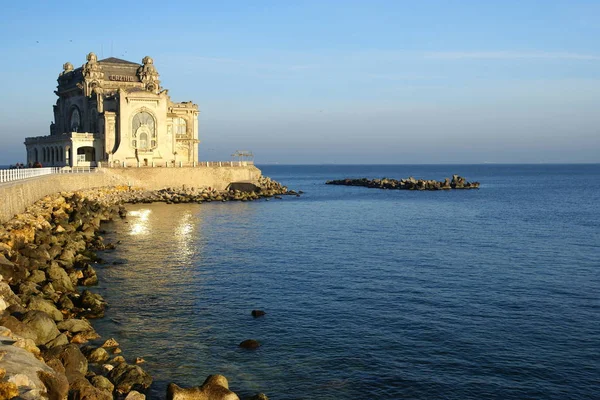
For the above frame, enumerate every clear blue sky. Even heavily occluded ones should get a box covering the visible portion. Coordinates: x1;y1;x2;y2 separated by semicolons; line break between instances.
1;0;599;164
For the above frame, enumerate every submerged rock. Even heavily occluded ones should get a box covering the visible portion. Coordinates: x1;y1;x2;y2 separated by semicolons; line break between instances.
239;339;261;349
249;394;269;400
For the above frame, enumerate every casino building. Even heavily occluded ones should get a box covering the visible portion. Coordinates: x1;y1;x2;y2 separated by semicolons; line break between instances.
25;52;199;167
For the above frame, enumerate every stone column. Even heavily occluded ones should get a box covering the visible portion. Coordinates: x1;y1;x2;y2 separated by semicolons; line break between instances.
72;142;79;167
94;140;102;167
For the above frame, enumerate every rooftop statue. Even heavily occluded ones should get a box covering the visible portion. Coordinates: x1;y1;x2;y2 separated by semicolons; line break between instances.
60;62;74;76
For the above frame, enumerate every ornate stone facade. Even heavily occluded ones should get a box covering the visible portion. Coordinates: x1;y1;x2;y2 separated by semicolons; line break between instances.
25;52;200;167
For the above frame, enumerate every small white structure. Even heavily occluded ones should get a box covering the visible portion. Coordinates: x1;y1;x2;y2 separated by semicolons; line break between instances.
25;52;200;167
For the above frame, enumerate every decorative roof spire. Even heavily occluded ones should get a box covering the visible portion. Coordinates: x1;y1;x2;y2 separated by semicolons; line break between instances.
137;55;160;92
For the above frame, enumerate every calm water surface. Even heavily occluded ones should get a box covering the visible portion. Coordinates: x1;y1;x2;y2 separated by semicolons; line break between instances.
93;165;600;399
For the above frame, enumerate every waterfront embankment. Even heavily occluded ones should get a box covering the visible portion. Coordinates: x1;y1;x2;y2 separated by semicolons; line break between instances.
0;165;261;224
0;179;289;399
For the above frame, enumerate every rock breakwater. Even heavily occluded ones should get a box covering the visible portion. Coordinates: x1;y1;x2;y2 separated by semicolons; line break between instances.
0;178;290;399
326;174;480;191
126;176;296;204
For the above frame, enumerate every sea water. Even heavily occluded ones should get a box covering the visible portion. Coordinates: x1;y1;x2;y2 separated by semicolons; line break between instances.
92;164;600;399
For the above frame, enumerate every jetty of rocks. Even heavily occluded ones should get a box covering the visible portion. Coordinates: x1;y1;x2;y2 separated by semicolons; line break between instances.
326;174;480;191
0;177;289;399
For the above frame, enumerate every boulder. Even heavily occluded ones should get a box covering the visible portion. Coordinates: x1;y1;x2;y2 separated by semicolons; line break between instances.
56;318;94;334
71;330;100;344
47;244;63;260
57;294;75;312
0;382;18;399
0;340;64;399
27;296;63;322
0;254;28;284
17;281;41;304
166;375;239;400
46;333;69;349
226;182;261;193
68;371;112;400
44;344;88;378
58;249;76;268
45;265;74;292
0;281;22;307
125;390;146;400
45;358;65;374
27;270;46;284
0;316;38;343
19;244;51;264
79;290;106;318
6;303;27;315
68;270;84;287
86;347;110;364
11;336;41;358
90;375;114;393
101;338;119;348
108;363;153;394
110;355;126;365
37;369;69;400
21;311;60;345
40;282;60;302
79;264;98;286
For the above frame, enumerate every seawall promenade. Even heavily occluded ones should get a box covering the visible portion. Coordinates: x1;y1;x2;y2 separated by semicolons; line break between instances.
0;165;261;223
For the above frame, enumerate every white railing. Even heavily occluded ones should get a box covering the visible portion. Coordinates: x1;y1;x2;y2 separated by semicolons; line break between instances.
98;160;254;168
0;167;96;184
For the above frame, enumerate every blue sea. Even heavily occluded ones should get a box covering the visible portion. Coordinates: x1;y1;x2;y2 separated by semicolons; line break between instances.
93;164;600;400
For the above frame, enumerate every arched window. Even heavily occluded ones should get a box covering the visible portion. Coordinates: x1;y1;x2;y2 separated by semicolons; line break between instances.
174;117;187;138
139;132;148;149
70;108;81;132
132;111;156;149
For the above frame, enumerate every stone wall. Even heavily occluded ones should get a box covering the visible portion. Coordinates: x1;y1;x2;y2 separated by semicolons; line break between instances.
0;166;261;223
0;173;114;224
100;166;261;191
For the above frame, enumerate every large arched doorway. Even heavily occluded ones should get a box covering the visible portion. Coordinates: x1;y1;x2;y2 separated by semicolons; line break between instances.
76;146;96;166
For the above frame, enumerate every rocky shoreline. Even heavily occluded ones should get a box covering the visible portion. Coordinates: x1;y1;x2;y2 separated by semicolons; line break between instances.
326;174;480;190
0;178;291;399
